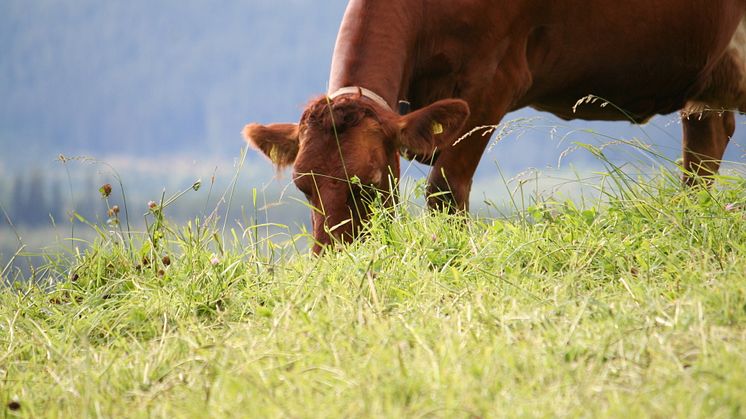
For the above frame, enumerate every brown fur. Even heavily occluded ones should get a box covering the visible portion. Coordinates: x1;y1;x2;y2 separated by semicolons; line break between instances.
300;95;398;139
398;99;470;156
242;123;299;169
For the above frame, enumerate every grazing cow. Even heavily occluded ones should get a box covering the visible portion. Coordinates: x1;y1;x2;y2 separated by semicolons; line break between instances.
244;0;746;253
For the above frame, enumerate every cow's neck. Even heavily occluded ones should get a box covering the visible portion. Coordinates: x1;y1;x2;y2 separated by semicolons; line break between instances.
328;0;421;109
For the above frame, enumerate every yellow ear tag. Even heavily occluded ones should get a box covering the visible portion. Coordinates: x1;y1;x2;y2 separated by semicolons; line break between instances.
269;145;281;165
432;121;444;135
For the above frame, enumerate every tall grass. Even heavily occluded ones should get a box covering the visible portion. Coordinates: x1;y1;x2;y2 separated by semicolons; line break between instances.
1;139;745;417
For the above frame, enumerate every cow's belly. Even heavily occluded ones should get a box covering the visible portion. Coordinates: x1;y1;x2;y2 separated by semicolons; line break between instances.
525;59;704;123
528;87;689;124
529;98;677;124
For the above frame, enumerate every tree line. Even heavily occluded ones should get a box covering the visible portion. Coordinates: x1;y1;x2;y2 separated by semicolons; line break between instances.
3;169;106;227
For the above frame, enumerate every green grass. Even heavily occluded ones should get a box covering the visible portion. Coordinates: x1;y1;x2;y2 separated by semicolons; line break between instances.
1;166;746;418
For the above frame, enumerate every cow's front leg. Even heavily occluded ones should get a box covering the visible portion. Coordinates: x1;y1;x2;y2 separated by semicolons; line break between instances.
425;46;533;212
425;125;492;212
681;107;734;185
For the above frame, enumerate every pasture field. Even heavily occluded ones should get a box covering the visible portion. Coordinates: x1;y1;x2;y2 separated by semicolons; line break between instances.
1;166;745;418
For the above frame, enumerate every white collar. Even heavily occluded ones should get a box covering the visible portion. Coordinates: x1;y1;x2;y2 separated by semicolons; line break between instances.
328;86;392;112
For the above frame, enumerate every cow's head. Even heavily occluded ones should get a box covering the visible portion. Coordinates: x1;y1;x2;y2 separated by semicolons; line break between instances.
243;91;469;254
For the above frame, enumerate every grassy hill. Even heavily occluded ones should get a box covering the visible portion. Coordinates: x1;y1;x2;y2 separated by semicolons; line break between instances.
2;165;745;417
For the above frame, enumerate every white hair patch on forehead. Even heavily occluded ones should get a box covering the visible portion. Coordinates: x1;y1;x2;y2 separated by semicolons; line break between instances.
371;169;384;185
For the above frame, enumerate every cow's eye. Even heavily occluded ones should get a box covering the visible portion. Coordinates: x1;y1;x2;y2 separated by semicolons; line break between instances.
296;185;311;199
293;176;312;198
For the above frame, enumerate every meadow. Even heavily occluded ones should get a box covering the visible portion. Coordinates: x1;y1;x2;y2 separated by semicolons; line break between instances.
1;143;745;418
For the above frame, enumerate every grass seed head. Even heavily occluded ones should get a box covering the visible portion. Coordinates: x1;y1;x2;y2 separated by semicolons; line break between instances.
99;183;112;198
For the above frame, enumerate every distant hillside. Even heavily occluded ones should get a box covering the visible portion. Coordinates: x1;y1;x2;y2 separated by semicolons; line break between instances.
0;0;346;162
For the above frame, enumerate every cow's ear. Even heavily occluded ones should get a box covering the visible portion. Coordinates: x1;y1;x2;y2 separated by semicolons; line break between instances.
242;123;300;168
398;99;470;156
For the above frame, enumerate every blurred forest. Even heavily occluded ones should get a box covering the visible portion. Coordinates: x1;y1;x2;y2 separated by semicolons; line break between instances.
0;0;347;162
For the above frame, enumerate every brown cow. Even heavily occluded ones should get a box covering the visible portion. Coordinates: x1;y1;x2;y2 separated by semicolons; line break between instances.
244;0;746;253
